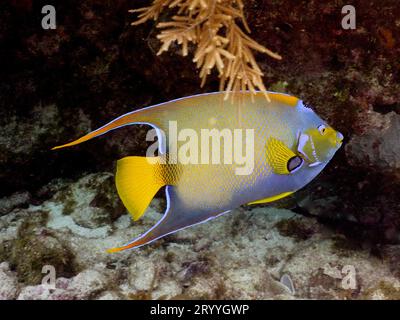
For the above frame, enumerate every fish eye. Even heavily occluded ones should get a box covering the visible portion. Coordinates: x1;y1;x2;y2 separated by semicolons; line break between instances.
318;124;326;135
287;156;303;173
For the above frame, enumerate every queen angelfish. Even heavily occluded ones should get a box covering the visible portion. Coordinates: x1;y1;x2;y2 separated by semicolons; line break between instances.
53;92;343;252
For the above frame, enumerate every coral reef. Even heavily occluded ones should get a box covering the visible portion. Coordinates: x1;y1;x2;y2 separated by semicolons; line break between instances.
345;111;400;172
1;174;400;299
130;0;282;100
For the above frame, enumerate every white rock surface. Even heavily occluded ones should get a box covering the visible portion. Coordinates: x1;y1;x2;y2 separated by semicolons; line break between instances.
1;173;400;300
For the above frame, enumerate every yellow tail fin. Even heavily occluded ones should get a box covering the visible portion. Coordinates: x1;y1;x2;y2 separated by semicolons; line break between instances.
116;156;165;221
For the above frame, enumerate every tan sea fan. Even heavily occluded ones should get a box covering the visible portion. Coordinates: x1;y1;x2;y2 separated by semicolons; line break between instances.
130;0;282;101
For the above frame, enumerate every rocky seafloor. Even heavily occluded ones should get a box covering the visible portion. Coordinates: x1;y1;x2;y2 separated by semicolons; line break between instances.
1;172;400;300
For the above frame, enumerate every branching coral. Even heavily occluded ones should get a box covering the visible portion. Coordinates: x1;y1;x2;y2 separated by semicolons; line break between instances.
130;0;282;101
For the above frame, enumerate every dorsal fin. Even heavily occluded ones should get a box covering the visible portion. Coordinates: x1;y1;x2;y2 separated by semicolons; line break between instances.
267;92;299;107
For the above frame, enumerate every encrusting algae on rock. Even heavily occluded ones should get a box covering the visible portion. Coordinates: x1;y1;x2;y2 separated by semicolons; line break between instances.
1;211;76;286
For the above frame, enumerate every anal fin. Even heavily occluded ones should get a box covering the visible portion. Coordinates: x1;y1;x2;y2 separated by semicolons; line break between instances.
107;186;230;252
247;191;293;205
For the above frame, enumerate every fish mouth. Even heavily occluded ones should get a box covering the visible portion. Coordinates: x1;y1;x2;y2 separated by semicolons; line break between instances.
336;131;344;148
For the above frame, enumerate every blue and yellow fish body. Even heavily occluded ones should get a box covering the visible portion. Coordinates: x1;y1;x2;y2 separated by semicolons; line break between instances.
53;92;343;252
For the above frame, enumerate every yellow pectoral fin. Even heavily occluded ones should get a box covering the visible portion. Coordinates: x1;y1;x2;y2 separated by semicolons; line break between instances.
247;191;293;205
266;137;297;175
